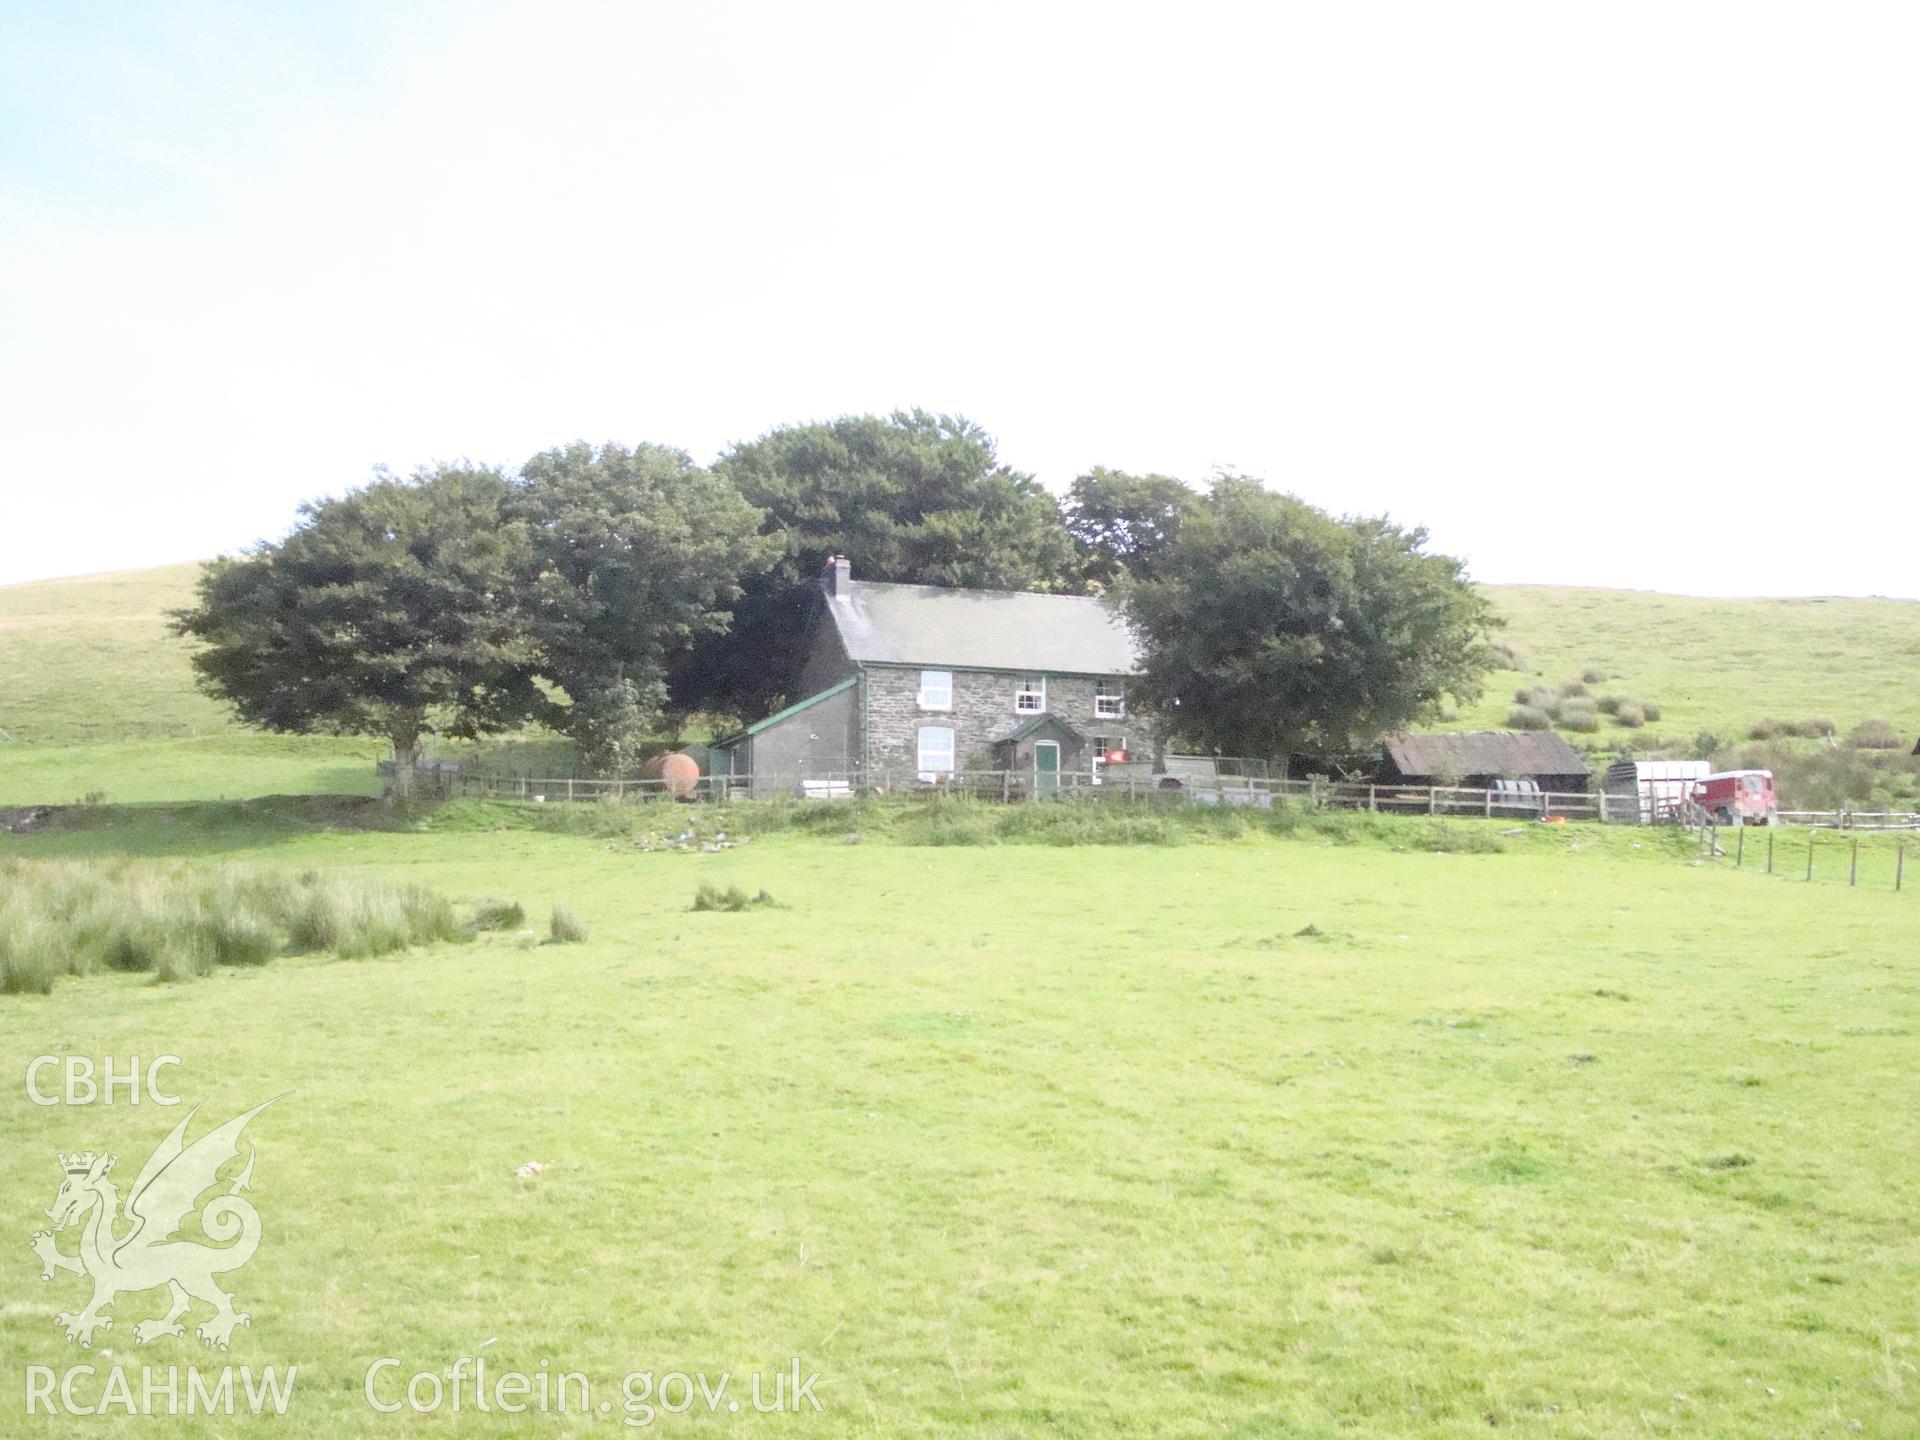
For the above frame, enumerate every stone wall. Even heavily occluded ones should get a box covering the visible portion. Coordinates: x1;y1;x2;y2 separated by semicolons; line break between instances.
862;666;1153;781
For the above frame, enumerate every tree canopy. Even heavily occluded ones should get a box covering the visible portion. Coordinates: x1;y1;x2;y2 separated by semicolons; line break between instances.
508;442;772;773
1063;467;1199;587
1121;477;1495;759
671;410;1080;719
173;464;540;802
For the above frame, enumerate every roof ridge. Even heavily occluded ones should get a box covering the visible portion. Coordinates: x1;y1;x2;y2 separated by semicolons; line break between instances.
844;577;1113;604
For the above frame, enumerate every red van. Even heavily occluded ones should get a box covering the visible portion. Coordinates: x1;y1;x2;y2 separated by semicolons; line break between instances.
1692;770;1777;826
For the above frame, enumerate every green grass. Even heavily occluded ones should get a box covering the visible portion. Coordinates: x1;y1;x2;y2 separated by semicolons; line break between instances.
1;808;1914;1436
0;564;232;744
0;734;384;806
1460;585;1920;748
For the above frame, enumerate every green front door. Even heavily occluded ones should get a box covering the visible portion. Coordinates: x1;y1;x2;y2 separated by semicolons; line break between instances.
1034;741;1060;796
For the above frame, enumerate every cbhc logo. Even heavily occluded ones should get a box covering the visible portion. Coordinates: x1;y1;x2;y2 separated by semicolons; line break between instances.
25;1056;183;1106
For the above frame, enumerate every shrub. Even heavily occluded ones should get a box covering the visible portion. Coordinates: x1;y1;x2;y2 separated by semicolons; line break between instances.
0;860;474;995
334;893;415;960
471;900;527;932
198;905;280;967
1614;704;1647;729
1596;695;1623;714
1785;716;1836;739
1749;718;1785;740
549;905;588;944
1845;718;1902;750
1720;738;1920;810
1581;667;1606;684
150;944;211;985
401;888;465;945
1507;705;1552;731
1490;641;1528;671
692;883;778;912
1559;679;1589;699
287;887;347;953
103;913;173;971
1641;702;1663;722
1559;706;1601;733
0;904;61;995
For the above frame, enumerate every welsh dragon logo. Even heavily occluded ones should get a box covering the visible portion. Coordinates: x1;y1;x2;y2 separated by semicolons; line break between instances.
28;1097;281;1350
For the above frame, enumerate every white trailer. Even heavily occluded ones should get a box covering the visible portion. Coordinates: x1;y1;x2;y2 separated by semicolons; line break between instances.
1602;759;1710;824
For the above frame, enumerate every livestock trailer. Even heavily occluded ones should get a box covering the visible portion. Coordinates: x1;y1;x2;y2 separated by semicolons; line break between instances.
1602;759;1710;824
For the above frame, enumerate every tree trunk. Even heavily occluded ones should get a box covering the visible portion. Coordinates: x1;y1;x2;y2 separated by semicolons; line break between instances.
389;727;418;809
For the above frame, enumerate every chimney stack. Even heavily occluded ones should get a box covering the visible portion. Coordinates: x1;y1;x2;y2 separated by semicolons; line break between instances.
823;554;851;596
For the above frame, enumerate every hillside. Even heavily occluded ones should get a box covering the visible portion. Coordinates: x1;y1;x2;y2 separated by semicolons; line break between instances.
0;565;380;802
0;564;232;743
1454;586;1920;751
1;564;1915;802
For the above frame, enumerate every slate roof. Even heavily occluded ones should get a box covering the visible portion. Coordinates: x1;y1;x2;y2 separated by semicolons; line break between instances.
1383;730;1590;778
824;579;1140;675
986;713;1086;745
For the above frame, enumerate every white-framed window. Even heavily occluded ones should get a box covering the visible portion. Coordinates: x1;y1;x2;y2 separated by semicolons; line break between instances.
1014;675;1046;713
1095;684;1126;719
916;725;956;781
1091;735;1127;780
917;669;953;711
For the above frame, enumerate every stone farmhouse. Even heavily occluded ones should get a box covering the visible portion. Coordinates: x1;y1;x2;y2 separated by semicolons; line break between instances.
713;558;1161;794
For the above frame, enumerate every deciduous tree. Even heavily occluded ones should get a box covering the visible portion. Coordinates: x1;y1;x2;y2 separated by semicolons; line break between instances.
1123;477;1495;760
671;410;1078;719
1063;467;1198;586
173;465;539;805
507;442;772;772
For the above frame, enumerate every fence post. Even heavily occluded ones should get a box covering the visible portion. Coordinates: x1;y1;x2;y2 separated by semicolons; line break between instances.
1428;787;1437;815
1898;843;1905;892
1806;832;1815;881
1850;837;1859;887
1483;788;1492;819
1368;785;1377;813
1767;829;1774;874
1736;826;1745;867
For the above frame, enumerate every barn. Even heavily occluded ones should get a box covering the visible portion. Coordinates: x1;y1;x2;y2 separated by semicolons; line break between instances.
1379;731;1591;793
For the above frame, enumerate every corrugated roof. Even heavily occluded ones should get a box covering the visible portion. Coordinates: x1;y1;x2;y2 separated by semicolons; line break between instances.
824;579;1139;675
1384;730;1590;777
741;676;856;735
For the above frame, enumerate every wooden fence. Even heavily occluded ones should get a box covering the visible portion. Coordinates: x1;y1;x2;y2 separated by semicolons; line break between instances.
1776;810;1920;831
447;769;1649;821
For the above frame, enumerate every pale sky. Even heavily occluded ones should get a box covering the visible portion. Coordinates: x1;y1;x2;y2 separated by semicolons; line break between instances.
2;1;1915;595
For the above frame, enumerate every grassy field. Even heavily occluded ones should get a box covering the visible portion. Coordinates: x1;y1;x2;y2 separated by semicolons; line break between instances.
1;802;1916;1437
1456;586;1920;749
0;565;232;744
4;565;1918;806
